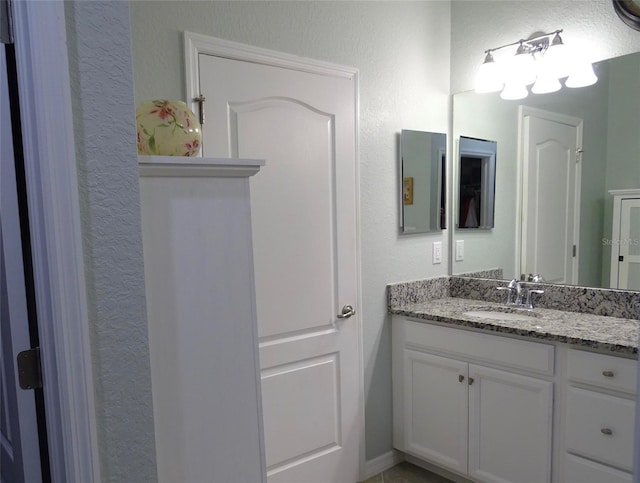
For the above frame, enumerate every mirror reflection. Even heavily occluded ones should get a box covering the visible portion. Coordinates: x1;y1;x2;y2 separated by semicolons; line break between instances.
457;136;497;229
400;130;446;234
452;52;640;289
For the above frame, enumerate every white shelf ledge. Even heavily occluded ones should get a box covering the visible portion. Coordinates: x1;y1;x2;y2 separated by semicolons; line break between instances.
138;155;265;178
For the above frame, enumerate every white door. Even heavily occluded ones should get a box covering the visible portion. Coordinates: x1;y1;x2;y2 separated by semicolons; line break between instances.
0;44;44;483
616;199;640;290
468;365;552;483
521;108;582;284
402;350;468;474
195;40;360;483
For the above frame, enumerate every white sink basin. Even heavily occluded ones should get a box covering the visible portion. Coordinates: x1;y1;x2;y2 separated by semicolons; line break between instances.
463;310;536;322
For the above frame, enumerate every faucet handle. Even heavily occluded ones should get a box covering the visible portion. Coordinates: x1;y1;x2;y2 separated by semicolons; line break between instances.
526;289;545;309
497;280;518;304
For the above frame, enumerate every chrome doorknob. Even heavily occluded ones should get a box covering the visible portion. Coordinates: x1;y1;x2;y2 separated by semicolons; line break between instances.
337;305;356;319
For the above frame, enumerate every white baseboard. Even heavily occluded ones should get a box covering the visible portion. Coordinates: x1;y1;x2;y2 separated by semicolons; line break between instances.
362;450;405;480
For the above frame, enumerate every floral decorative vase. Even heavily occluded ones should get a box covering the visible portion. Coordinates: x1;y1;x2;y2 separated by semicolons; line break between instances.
136;100;202;156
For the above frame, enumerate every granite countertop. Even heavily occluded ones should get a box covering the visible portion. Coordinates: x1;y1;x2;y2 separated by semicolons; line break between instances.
390;297;640;356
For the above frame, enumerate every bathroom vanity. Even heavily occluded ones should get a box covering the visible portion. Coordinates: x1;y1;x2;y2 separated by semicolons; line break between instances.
389;278;639;483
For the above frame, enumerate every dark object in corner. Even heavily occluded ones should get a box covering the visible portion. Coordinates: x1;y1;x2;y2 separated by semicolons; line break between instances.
613;0;640;31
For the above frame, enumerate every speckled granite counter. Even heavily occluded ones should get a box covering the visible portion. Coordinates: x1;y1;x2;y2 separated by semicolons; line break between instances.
388;277;640;357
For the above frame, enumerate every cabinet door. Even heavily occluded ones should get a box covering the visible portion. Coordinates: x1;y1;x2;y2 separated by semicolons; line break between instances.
563;453;632;483
403;350;468;474
468;365;553;483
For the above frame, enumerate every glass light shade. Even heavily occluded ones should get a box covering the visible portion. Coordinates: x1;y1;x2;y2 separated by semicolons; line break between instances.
565;60;598;88
475;53;503;93
507;50;537;86
544;34;570;79
500;82;528;100
531;74;562;94
531;55;562;94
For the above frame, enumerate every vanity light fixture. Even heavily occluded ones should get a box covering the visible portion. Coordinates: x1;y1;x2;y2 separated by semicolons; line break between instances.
474;29;598;100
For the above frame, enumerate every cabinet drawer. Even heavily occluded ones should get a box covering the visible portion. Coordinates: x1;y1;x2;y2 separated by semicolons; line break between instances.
564;453;632;483
567;349;637;394
403;319;554;375
565;386;635;471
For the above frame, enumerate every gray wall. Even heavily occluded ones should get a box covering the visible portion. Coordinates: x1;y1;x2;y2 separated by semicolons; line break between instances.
65;2;157;481
131;0;452;463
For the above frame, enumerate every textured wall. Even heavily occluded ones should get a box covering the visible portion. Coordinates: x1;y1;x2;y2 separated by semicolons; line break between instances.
451;0;640;94
65;2;157;481
130;0;451;461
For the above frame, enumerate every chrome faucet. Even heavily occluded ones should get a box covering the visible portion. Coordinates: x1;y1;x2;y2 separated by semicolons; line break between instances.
496;279;519;305
497;280;545;309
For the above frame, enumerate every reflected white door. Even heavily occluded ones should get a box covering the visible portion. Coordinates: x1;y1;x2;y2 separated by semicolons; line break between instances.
197;41;360;483
0;44;43;483
521;109;582;284
617;199;640;290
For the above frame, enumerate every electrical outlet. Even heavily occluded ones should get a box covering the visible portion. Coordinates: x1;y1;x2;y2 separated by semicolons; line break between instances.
432;242;442;264
455;240;464;261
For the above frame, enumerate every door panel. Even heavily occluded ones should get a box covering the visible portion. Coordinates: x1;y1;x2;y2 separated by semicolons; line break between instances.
522;112;580;284
232;100;337;338
199;49;359;482
261;353;340;470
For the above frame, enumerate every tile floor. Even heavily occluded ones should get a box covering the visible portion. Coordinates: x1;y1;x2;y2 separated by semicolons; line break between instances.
360;462;454;483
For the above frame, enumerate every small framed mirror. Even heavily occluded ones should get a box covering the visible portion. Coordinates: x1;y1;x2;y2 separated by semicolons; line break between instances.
457;136;497;229
400;130;446;234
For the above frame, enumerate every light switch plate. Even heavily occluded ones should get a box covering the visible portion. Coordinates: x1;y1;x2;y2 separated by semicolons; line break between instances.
455;240;464;261
432;242;442;264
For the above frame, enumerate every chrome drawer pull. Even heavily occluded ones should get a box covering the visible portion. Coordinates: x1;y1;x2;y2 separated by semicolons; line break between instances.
601;428;613;436
602;370;615;378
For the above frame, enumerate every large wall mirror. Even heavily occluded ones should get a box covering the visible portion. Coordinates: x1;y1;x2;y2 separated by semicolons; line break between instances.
400;130;446;234
452;51;640;289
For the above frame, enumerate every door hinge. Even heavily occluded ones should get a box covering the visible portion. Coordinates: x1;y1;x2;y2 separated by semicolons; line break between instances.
620;255;624;262
17;347;43;390
0;0;13;44
193;93;206;126
573;245;577;257
576;148;584;163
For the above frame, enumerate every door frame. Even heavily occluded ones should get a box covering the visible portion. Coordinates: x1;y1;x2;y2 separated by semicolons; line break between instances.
184;31;365;479
517;106;583;283
9;1;100;481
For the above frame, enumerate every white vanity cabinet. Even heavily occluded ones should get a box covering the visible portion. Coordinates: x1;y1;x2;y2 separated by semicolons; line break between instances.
393;317;554;483
562;349;637;483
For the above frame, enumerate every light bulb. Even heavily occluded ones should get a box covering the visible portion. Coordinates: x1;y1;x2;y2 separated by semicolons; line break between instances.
475;52;503;93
